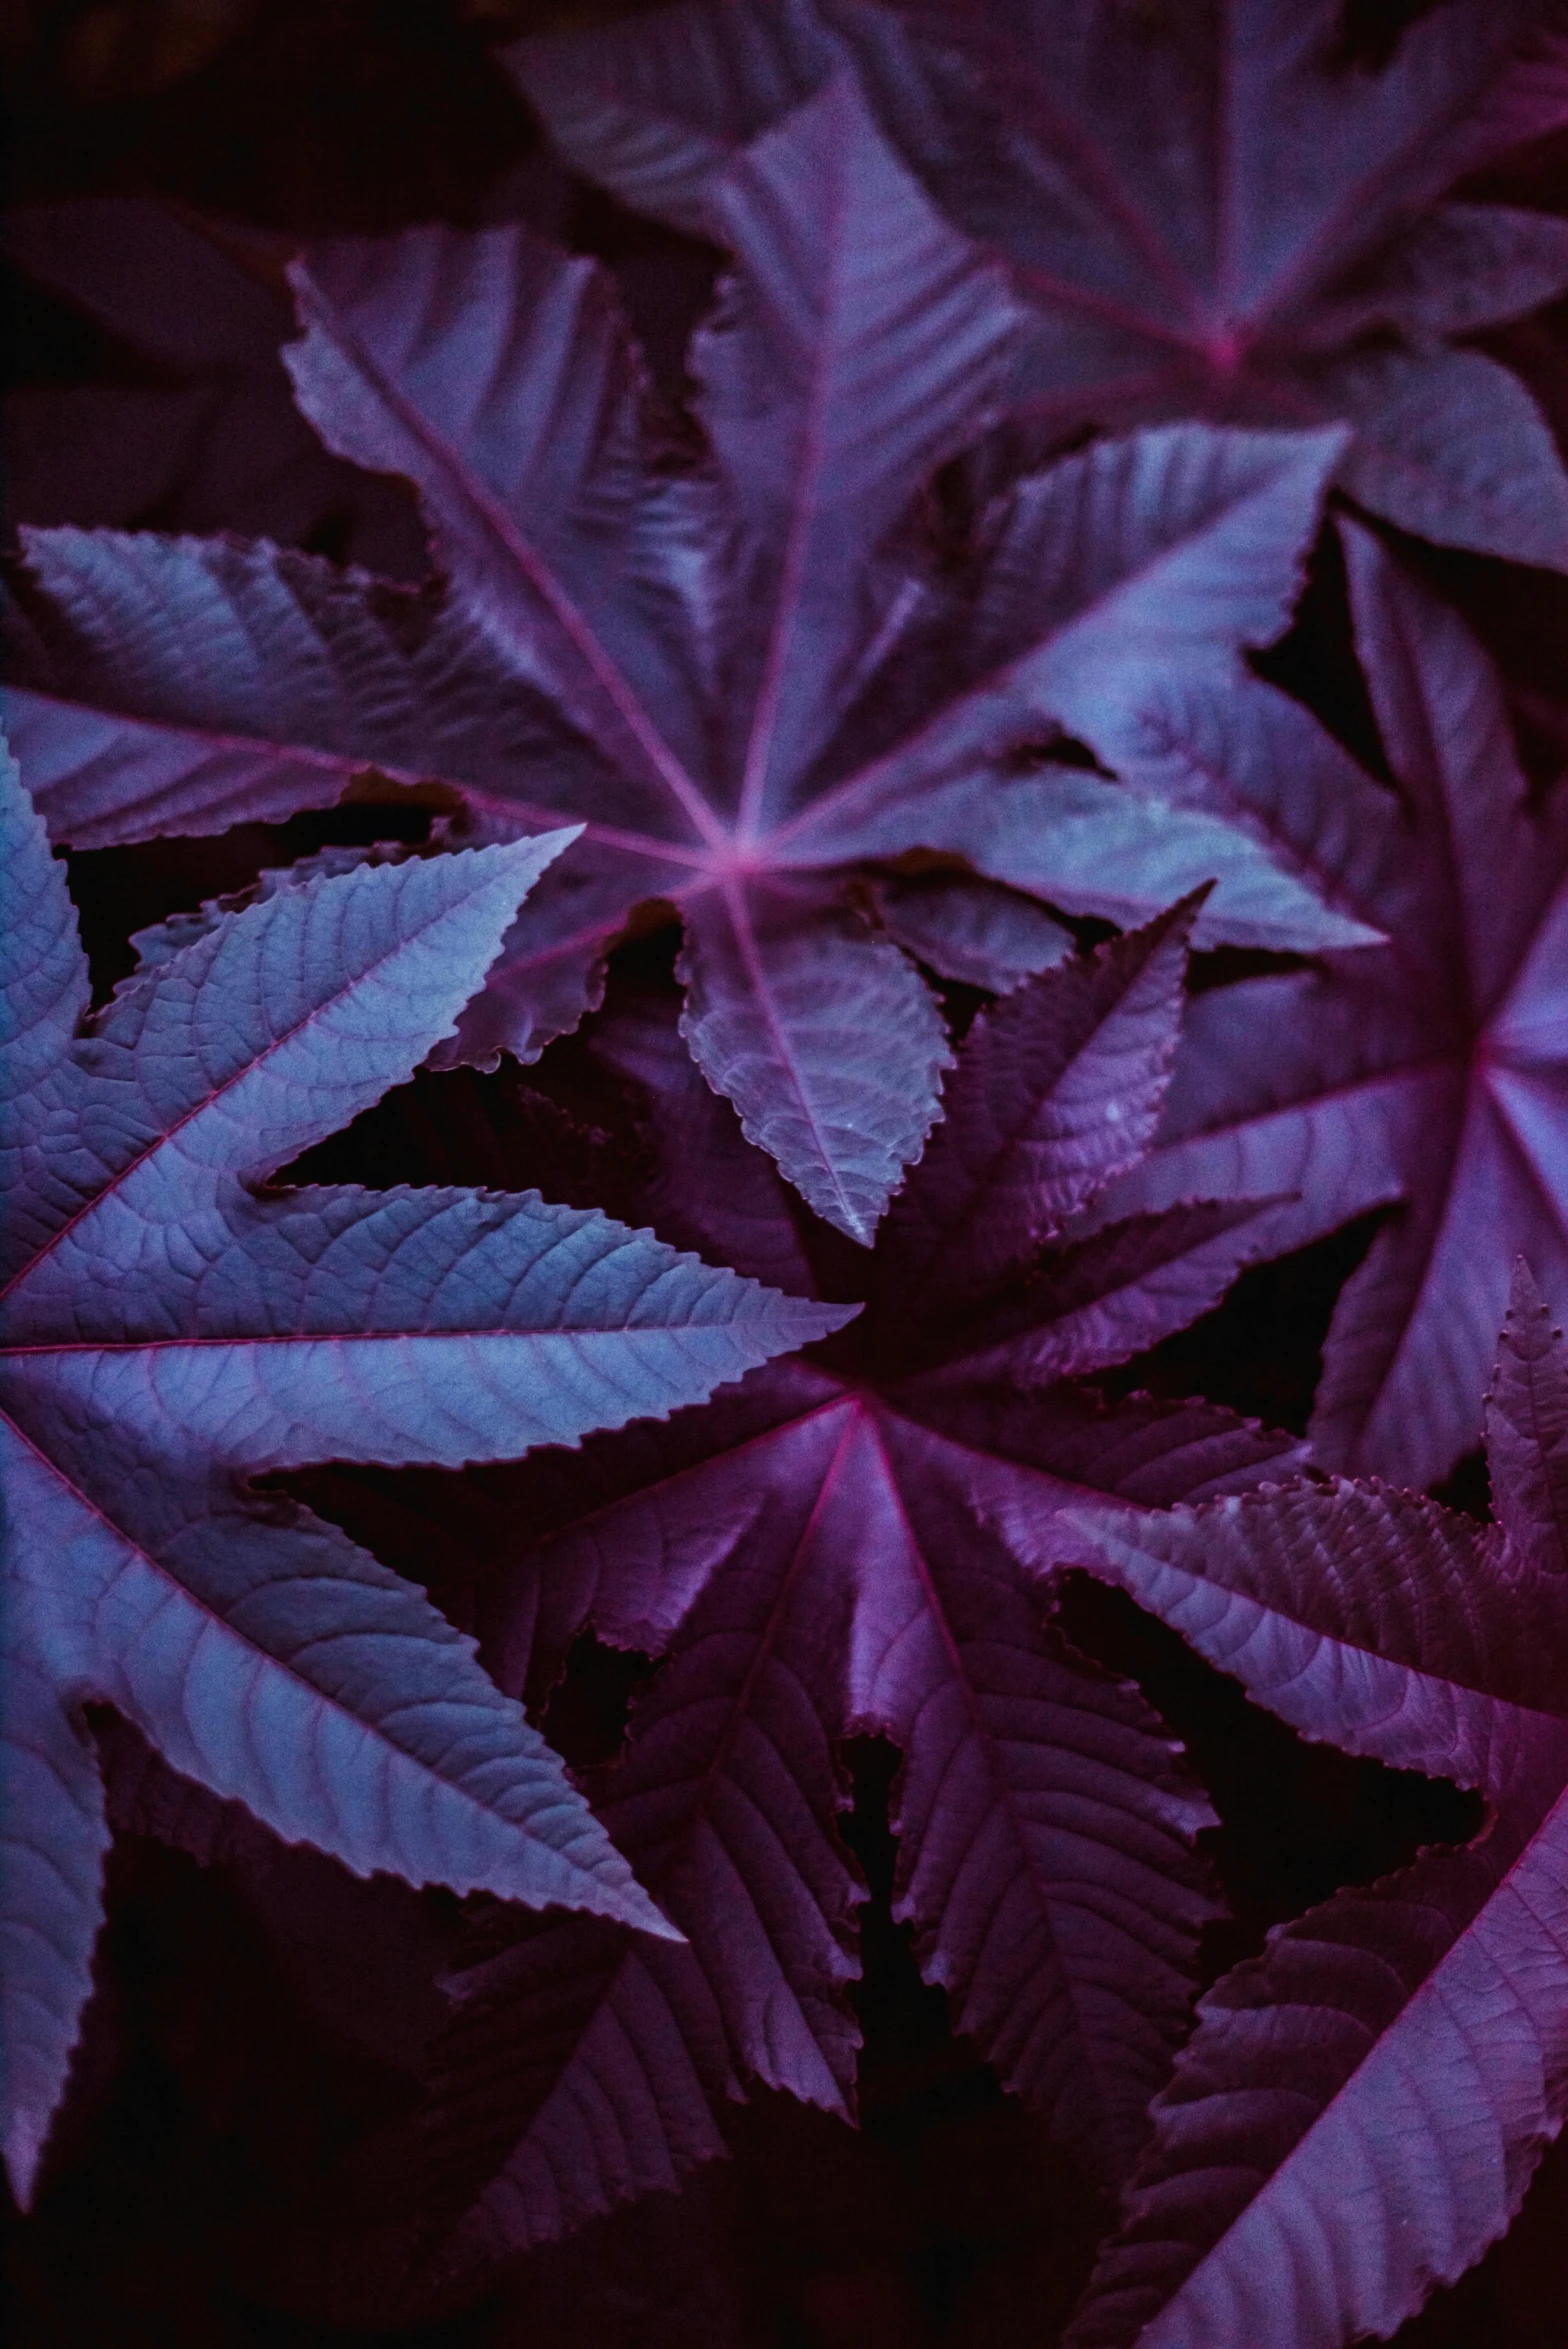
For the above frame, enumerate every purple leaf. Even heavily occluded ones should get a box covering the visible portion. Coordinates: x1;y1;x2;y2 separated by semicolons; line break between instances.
1065;1828;1568;2349
1104;523;1568;1486
4;528;622;847
689;75;1032;820
363;912;1300;2261
429;1910;734;2268
1331;203;1568;342
0;742;849;2206
514;0;1568;565
510;0;831;240
1060;1269;1568;2346
914;1200;1291;1393
4;198;422;570
872;872;1075;991
1487;1265;1568;1578
879;895;1202;1316
94;1711;276;1876
677;881;953;1243
1324;340;1568;569
10;82;1356;1235
122;839;417;980
594;989;819;1296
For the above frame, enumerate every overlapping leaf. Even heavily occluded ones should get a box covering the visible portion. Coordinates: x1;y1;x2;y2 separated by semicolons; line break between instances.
6;79;1371;1241
513;0;1568;565
1092;521;1568;1488
0;741;848;2206
315;903;1305;2276
4;197;423;571
1056;1267;1568;2347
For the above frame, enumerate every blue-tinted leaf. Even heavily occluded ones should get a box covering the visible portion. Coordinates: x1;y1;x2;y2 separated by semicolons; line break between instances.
347;916;1299;2260
594;989;819;1295
678;883;952;1242
515;0;1568;563
880;901;1199;1315
0;736;89;1281
690;75;1024;826
11;87;1354;1220
1107;526;1568;1485
1061;1284;1568;2347
873;873;1075;991
510;0;832;239
1327;341;1568;571
0;752;848;2203
1325;203;1568;341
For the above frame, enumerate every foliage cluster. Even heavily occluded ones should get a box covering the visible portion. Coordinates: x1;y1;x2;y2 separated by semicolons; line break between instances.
9;4;1568;2342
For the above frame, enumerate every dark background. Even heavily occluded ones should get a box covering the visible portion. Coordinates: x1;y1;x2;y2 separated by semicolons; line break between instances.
6;4;1568;2341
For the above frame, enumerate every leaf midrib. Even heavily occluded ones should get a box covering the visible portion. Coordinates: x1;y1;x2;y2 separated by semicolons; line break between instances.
303;278;728;853
0;863;527;1312
0;1400;615;1892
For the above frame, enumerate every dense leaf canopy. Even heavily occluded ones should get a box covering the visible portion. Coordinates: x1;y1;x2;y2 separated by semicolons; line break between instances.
7;80;1367;1239
0;741;842;2203
515;0;1568;563
9;9;1568;2336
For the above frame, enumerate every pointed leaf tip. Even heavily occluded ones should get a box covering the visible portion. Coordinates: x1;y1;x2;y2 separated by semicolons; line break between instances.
0;742;836;2185
1505;1256;1552;1332
1170;879;1215;917
607;1880;686;1945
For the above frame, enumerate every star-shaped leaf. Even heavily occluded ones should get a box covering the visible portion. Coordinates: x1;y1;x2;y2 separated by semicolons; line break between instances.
1058;1265;1568;2347
0;739;847;2206
306;901;1303;2275
512;0;1568;566
1098;518;1568;1487
6;80;1366;1241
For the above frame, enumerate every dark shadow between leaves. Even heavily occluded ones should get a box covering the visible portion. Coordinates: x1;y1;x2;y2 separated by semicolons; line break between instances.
63;799;435;1003
1099;1207;1391;1435
1054;1574;1488;1989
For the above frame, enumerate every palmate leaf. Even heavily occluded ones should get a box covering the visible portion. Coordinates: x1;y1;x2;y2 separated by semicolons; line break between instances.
0;742;848;2206
306;903;1304;2277
6;80;1371;1242
1057;1267;1568;2348
512;0;1568;567
1097;521;1568;1488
